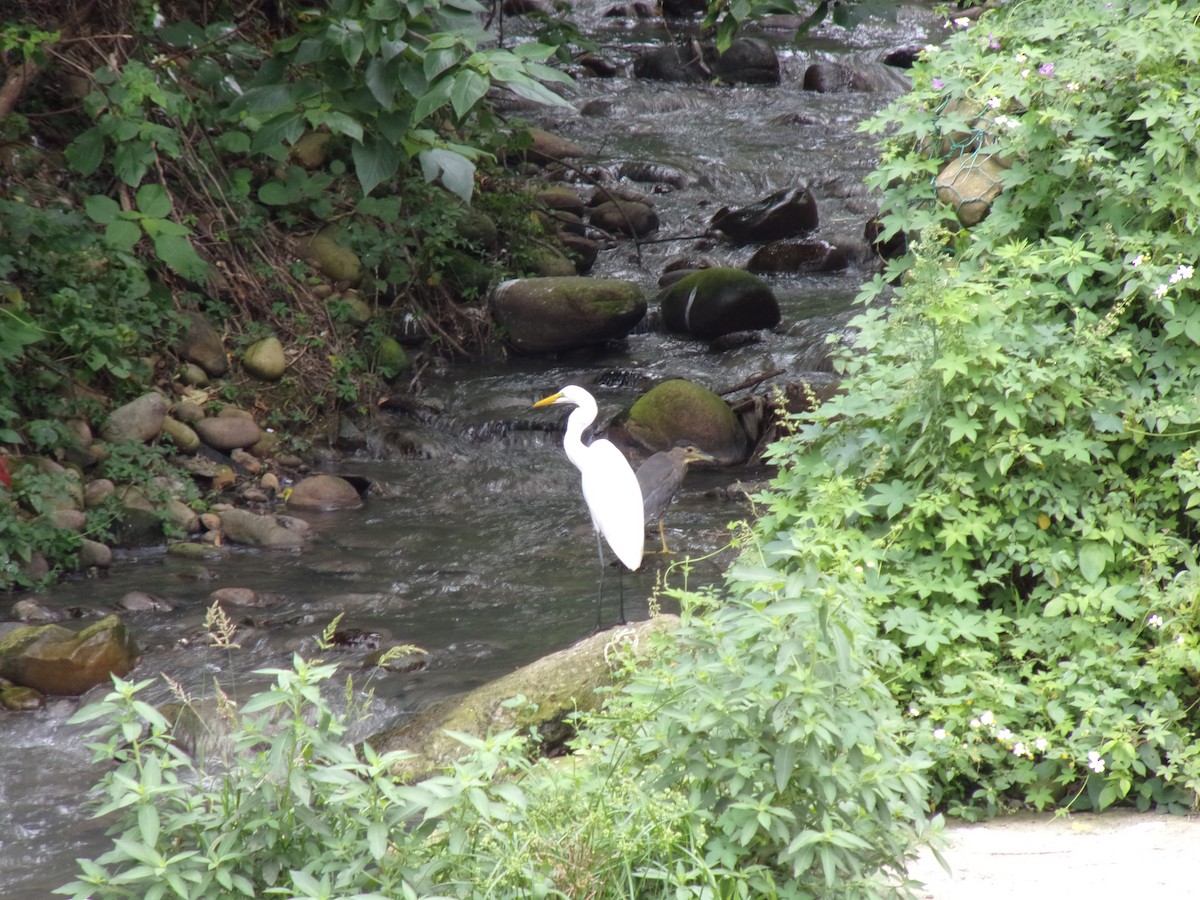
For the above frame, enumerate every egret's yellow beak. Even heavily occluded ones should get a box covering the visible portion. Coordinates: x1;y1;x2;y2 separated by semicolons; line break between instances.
532;391;564;409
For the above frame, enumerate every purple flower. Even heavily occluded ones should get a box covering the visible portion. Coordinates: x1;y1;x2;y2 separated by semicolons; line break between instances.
988;33;1000;51
932;77;945;89
1039;62;1055;77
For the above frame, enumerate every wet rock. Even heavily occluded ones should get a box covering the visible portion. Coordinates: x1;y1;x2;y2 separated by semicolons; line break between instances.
162;416;201;454
608;379;751;464
373;616;677;779
208;586;269;607
662;0;706;15
527;247;578;277
632;40;709;82
100;392;169;444
242;335;287;381
11;598;62;623
633;38;779;84
76;539;113;571
883;46;922;69
492;276;647;354
658;267;780;339
193;416;263;452
178;311;229;377
166;498;201;534
710;187;819;244
364;646;428;673
117;591;174;612
0;614;140;696
302;226;362;284
536;186;587;216
864;217;908;261
286;474;363;512
803;61;878;93
747;238;849;274
713;37;780;85
514;128;585;166
559;232;600;273
0;681;46;710
936;153;1007;227
375;337;410;378
218;508;308;549
577;53;622;79
589;199;659;237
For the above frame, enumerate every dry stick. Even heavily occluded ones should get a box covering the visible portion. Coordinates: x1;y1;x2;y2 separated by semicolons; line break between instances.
718;368;786;397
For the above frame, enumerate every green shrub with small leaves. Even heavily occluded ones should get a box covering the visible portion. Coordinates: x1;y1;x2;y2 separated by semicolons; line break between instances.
759;0;1200;818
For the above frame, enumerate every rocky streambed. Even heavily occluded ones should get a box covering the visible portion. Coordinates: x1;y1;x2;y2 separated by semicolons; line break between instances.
1;3;944;896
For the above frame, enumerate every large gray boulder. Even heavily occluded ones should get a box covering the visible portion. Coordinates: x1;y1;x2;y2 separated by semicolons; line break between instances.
101;392;169;444
658;267;780;339
492;276;646;353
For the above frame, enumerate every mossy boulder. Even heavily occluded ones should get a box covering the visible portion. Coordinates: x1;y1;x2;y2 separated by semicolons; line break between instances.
492;276;646;353
302;226;362;284
658;267;780;339
0;615;140;695
608;378;750;464
372;615;677;780
177;310;229;376
375;337;410;378
242;335;287;381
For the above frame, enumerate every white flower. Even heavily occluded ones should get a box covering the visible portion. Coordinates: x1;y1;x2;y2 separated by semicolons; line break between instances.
1154;284;1170;299
997;727;1014;741
923;44;940;54
980;710;996;726
1067;81;1081;91
1169;264;1194;283
1015;52;1028;63
987;97;1002;109
908;705;920;717
1130;254;1147;267
933;727;948;740
1148;614;1164;629
1087;750;1106;774
970;717;982;729
1013;742;1027;756
954;16;971;27
1034;737;1049;752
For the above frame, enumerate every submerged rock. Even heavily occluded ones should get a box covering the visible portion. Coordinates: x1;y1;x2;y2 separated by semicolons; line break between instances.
747;238;849;274
218;508;309;549
491;276;647;353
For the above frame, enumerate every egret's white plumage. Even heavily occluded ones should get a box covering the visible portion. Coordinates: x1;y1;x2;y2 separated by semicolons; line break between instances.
534;385;644;624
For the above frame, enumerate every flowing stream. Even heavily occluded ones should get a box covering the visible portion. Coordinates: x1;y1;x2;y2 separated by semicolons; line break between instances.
0;5;939;896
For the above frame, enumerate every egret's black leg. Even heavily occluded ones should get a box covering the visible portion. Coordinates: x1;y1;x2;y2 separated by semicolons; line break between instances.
594;529;606;631
617;565;626;625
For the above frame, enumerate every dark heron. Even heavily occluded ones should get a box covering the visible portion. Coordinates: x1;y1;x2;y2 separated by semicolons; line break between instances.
533;385;644;626
636;445;715;554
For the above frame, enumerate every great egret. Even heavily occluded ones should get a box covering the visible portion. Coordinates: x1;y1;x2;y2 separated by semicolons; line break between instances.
637;445;715;554
533;385;644;627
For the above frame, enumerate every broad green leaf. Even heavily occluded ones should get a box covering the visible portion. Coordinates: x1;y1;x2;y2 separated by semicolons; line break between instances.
365;56;397;107
352;137;401;196
448;69;489;119
418;147;475;202
65;126;105;176
84;194;121;225
424;46;461;81
104;219;142;252
257;181;297;205
1078;542;1111;583
135;183;172;219
153;233;208;281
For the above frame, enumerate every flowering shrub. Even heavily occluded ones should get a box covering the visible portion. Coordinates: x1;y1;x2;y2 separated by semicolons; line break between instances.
762;0;1200;818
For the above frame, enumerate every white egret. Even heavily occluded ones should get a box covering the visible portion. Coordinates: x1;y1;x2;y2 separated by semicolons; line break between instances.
533;385;644;627
637;445;715;554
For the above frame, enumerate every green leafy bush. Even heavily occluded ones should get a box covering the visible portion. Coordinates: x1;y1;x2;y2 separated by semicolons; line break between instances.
758;0;1200;817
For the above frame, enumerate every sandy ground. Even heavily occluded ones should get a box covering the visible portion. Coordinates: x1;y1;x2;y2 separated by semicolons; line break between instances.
905;809;1200;898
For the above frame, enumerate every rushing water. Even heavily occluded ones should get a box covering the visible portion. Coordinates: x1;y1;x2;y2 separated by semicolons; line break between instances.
0;5;939;896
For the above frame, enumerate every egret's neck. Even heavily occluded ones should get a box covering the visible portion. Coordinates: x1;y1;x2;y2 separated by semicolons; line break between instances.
562;402;597;471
